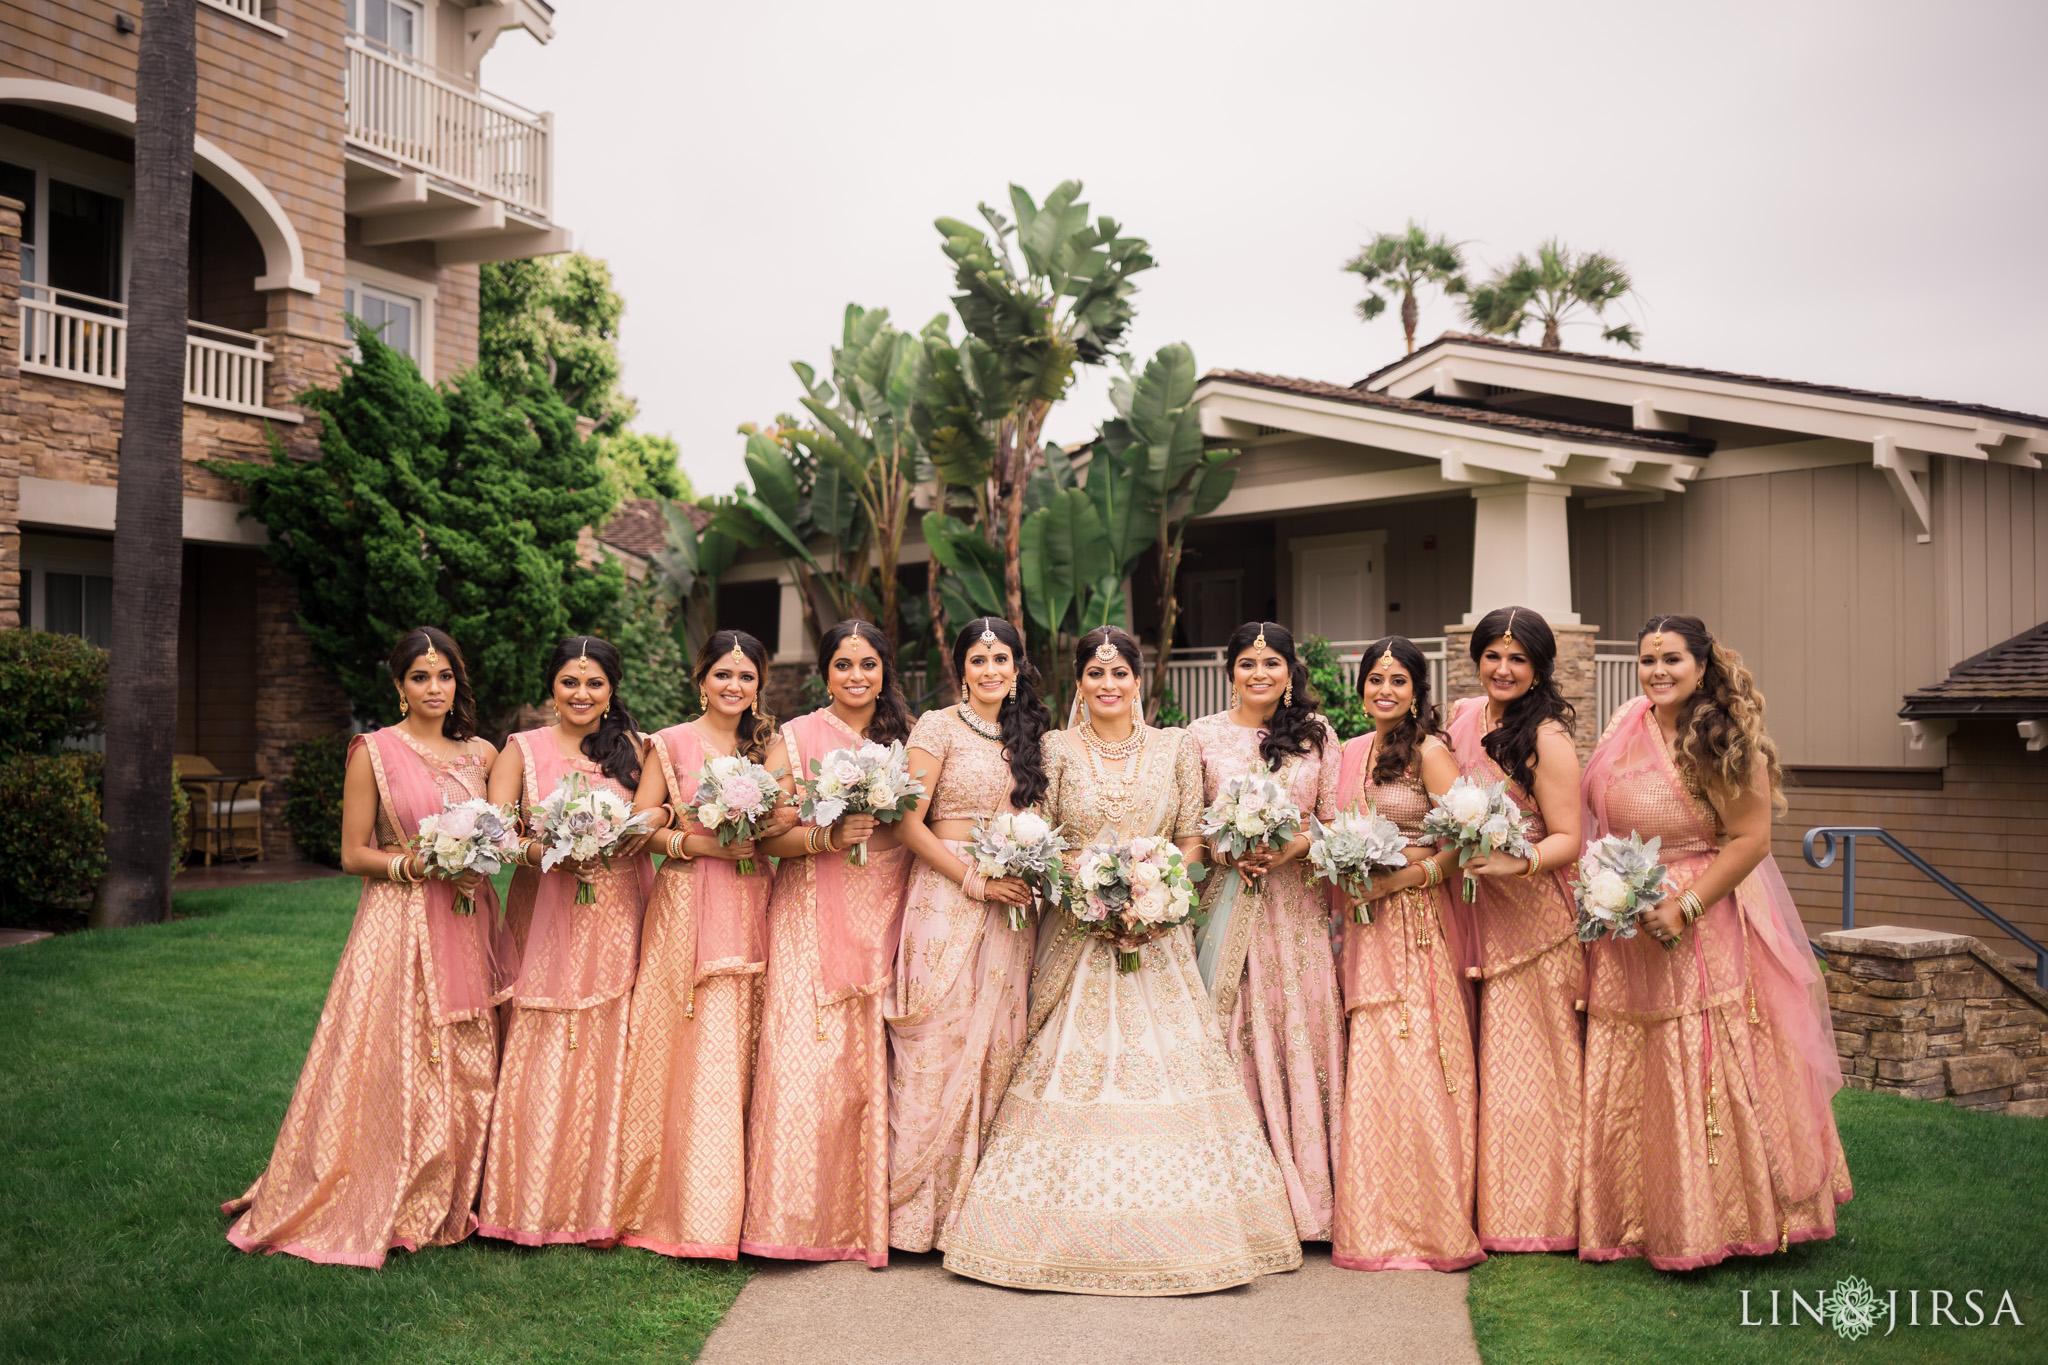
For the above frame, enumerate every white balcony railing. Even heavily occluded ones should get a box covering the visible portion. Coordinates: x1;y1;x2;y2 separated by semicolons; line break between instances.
345;35;552;218
18;285;279;417
1594;644;1639;734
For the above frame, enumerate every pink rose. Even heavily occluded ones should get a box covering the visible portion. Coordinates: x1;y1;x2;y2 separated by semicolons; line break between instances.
591;818;614;844
832;759;865;787
725;777;763;810
435;806;479;841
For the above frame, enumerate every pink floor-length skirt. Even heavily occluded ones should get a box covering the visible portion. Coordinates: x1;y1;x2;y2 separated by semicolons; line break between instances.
478;859;645;1246
741;845;913;1267
612;857;772;1259
886;842;1035;1251
1332;884;1484;1272
223;879;498;1267
1219;862;1346;1242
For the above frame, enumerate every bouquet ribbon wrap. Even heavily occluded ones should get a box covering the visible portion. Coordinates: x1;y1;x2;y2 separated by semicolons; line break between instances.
500;730;653;1010
653;722;770;988
358;728;504;1023
789;709;904;1007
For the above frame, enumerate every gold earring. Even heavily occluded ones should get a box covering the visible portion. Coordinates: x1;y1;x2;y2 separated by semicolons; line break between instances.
1229;685;1239;709
1410;699;1418;718
1007;675;1017;700
603;701;611;717
1283;679;1294;706
399;695;409;718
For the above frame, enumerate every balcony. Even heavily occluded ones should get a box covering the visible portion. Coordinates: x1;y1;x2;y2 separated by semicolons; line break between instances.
342;35;569;263
17;285;295;420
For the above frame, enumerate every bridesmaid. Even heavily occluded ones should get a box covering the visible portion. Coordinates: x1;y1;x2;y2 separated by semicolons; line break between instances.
741;620;917;1267
612;630;796;1260
1329;637;1483;1272
225;627;501;1266
1579;615;1851;1269
1186;621;1344;1242
1447;606;1587;1253
887;617;1049;1252
478;636;655;1247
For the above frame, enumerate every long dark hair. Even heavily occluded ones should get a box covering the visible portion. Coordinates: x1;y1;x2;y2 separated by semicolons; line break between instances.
542;635;642;790
1357;635;1442;784
692;629;775;764
388;626;477;741
953;616;1051;807
817;620;912;746
1224;620;1324;768
1468;605;1575;794
1639;614;1786;815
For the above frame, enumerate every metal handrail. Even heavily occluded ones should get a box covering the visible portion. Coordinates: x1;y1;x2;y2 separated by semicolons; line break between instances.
1802;825;2046;988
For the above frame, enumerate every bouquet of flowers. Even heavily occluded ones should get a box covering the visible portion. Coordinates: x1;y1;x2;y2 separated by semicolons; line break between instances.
1419;775;1535;903
966;810;1072;932
1573;832;1677;951
1197;760;1303;891
412;797;519;918
689;753;782;875
530;770;657;903
1306;805;1412;924
1071;834;1207;972
797;740;926;866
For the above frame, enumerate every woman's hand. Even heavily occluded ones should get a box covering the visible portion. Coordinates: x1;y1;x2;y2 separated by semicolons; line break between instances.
612;826;657;859
1264;834;1310;872
1640;897;1686;944
568;856;603;886
761;804;800;839
835;813;879;847
707;837;757;864
1463;850;1531;878
980;875;1033;907
452;867;486;896
1110;924;1174;953
1234;845;1273;878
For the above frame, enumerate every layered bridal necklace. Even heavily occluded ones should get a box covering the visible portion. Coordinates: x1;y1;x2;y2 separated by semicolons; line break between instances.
1079;720;1145;822
956;702;1003;742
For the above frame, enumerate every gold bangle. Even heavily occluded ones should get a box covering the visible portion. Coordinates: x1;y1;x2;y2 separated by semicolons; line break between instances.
1421;859;1441;889
1681;890;1705;924
388;853;405;883
1519;846;1542;879
667;830;694;861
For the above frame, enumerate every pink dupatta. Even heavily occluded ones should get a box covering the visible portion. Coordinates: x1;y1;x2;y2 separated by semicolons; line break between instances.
786;708;902;1007
652;722;770;984
1335;731;1480;1030
1582;697;1843;1201
498;729;654;1010
356;728;499;1024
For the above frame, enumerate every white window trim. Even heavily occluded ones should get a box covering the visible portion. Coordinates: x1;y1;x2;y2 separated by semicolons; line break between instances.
0;128;134;297
20;532;114;636
348;0;431;66
198;0;289;39
342;260;438;381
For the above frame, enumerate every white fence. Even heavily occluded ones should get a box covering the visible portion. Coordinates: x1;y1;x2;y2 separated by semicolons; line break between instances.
345;36;553;217
19;286;278;417
1594;643;1639;734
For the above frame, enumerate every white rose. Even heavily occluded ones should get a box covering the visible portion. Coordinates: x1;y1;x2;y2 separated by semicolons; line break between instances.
709;755;743;780
1010;812;1050;844
1131;861;1163;891
1444;782;1490;824
698;802;726;828
1233;809;1265;838
1587;869;1630;915
434;833;462;858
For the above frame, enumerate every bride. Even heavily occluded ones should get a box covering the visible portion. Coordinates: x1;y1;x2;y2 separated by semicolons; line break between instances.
942;627;1303;1296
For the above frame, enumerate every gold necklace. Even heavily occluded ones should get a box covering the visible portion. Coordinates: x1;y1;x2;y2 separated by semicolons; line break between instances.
1080;725;1144;822
956;703;1003;742
1080;722;1144;761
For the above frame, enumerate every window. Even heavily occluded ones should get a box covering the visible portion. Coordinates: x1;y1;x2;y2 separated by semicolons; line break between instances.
343;281;419;361
0;152;129;308
0;159;34;284
43;573;114;648
348;0;420;55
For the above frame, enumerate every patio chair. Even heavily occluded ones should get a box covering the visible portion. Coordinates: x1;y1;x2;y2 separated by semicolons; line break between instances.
176;754;267;866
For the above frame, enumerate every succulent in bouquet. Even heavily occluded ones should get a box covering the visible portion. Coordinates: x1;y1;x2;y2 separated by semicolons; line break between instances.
1197;760;1303;892
797;740;926;867
530;770;656;904
967;810;1072;932
1071;834;1207;972
412;797;519;919
1306;804;1412;924
1419;775;1534;903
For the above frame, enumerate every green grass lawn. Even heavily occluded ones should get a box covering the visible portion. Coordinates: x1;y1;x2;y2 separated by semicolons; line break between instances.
1469;1082;2047;1363
0;875;746;1365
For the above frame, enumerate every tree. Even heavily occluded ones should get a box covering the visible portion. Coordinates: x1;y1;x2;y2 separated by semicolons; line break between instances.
594;430;690;503
1345;222;1467;356
95;0;196;929
926;182;1154;629
213;329;623;733
479;252;638;435
1463;238;1641;350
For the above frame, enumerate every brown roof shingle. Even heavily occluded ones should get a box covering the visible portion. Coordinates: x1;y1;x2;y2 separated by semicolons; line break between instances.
1200;369;1712;457
1899;621;2048;718
1363;333;2048;432
596;497;695;559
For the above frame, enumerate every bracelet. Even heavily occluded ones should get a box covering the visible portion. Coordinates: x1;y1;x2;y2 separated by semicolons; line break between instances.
665;830;694;861
1680;890;1705;925
1421;858;1442;889
824;827;842;854
1518;846;1542;879
805;826;826;855
962;869;987;901
388;853;407;884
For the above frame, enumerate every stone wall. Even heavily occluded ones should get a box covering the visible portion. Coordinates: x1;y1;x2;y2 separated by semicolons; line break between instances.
1821;924;2048;1117
252;558;352;859
1442;620;1600;761
0;197;20;629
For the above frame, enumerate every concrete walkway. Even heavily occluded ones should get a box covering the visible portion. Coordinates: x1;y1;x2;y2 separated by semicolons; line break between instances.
698;1248;1480;1365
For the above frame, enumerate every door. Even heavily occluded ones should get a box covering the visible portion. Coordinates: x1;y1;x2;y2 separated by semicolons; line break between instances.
1182;569;1242;647
1290;531;1386;645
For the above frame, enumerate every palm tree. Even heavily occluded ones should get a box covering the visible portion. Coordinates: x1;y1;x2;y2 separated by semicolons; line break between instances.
1344;223;1467;355
1463;238;1641;350
95;0;196;928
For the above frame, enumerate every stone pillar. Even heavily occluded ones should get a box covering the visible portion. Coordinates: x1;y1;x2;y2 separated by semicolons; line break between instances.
1442;628;1599;760
1821;924;2048;1116
1464;482;1579;627
253;558;353;859
0;197;21;630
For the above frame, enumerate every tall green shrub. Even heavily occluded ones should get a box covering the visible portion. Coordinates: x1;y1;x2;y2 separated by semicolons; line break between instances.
0;631;107;752
0;753;107;918
1301;635;1371;741
283;734;350;868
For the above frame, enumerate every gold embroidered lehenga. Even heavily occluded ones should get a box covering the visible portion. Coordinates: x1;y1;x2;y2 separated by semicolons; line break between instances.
941;726;1302;1296
1187;712;1345;1242
886;707;1035;1252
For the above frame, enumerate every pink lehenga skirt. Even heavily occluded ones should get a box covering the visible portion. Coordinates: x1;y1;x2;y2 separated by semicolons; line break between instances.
477;860;646;1247
886;842;1035;1252
740;845;913;1267
612;857;772;1259
223;878;498;1267
1331;884;1483;1272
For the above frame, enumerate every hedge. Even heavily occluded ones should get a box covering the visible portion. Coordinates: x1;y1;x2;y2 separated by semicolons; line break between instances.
284;734;350;868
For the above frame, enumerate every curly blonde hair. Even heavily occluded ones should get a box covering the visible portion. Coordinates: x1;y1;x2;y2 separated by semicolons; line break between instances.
1640;614;1786;816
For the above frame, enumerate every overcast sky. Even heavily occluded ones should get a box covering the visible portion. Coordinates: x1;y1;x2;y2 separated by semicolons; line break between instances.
484;0;2048;496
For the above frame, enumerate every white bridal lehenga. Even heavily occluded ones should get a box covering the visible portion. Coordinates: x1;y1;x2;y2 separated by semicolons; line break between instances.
941;725;1303;1296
